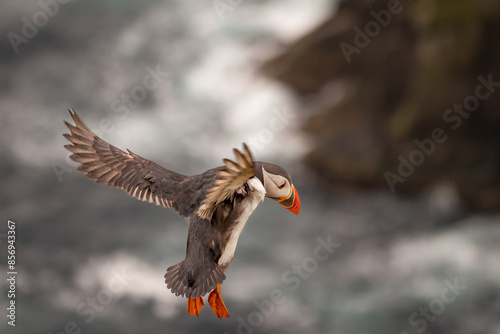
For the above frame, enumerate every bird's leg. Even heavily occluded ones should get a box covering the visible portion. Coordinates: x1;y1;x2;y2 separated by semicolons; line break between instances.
208;284;229;318
187;297;204;317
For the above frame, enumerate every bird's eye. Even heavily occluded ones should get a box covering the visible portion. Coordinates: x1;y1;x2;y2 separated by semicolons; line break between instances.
278;183;286;189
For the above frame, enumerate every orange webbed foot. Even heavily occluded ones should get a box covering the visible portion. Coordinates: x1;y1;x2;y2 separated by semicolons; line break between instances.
187;297;204;317
208;284;230;318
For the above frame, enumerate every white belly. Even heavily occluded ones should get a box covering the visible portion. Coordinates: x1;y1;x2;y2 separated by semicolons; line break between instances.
218;177;265;266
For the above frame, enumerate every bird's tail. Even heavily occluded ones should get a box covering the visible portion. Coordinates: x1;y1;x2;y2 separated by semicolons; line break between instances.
164;260;225;298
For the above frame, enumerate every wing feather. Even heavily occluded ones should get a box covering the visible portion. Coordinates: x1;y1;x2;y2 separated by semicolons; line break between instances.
63;108;190;215
197;143;255;219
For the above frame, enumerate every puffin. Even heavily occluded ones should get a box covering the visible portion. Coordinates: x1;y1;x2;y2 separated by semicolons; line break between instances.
63;109;300;318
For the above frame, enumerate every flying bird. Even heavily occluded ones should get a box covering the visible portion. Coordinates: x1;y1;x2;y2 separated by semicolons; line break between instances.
63;109;300;318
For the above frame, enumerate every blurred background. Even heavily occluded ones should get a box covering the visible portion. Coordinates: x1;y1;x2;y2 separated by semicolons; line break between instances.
1;0;500;333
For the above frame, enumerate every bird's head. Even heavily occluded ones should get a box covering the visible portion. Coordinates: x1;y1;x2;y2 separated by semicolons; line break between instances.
254;162;300;215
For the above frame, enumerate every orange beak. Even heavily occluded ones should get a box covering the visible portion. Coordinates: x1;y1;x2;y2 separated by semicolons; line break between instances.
279;185;300;215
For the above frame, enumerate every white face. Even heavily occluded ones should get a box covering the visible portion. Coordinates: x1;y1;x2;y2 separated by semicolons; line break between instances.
262;168;292;200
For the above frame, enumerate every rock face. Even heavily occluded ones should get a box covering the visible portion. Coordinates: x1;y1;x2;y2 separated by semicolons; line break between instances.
261;0;500;211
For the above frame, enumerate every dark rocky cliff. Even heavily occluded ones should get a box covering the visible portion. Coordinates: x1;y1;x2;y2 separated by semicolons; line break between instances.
261;0;500;211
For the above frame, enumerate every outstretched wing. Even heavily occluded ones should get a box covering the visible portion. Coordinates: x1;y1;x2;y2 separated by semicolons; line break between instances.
63;108;191;216
197;144;255;219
